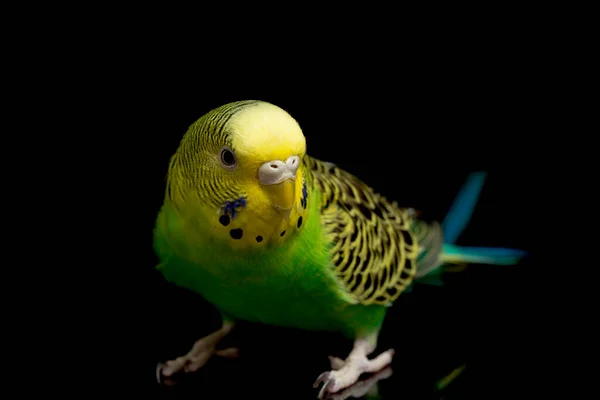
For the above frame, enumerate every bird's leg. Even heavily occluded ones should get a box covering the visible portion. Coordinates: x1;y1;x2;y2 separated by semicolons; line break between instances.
157;321;238;382
314;335;395;398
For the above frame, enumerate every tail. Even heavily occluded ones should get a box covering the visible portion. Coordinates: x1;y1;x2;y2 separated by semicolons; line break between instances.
416;171;527;286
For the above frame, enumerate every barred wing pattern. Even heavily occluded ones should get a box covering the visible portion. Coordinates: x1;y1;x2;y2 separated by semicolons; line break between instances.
303;155;440;306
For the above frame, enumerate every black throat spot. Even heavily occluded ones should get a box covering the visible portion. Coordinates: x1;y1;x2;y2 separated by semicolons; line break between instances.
229;228;243;240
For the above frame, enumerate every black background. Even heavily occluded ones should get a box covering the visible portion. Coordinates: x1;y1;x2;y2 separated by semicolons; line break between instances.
9;10;576;396
91;62;548;399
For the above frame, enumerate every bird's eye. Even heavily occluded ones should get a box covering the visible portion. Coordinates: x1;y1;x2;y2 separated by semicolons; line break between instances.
220;147;237;169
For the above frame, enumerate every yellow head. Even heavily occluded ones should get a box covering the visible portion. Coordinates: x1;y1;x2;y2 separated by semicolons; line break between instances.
166;100;309;249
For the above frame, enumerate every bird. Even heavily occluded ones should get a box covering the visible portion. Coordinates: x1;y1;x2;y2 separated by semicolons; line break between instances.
153;100;526;397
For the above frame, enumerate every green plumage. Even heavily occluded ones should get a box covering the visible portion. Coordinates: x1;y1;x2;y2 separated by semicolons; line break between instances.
153;100;525;344
154;176;386;339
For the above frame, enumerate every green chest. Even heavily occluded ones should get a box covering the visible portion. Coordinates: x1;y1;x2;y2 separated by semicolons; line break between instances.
159;236;351;332
154;197;387;338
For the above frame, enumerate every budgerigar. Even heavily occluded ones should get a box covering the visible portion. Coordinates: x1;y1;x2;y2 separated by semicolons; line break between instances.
153;100;525;397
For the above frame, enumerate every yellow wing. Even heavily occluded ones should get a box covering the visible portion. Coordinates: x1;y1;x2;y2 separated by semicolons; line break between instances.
303;155;442;306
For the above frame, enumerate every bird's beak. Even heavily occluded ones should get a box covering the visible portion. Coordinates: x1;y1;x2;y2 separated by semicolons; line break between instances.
262;179;296;211
258;155;300;211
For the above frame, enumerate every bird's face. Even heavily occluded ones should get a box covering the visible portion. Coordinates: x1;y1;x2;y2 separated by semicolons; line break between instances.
167;100;309;247
221;102;307;213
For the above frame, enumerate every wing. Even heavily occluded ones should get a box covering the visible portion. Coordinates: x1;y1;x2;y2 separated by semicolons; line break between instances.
303;155;443;306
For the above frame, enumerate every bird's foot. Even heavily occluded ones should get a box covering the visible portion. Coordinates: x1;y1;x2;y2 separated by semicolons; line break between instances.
157;322;238;384
320;366;393;400
314;348;394;399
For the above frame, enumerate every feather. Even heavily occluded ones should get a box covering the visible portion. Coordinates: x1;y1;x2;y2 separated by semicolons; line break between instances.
305;156;419;306
440;244;527;265
442;171;487;245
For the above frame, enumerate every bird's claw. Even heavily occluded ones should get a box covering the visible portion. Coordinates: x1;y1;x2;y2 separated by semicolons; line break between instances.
314;371;341;399
313;371;328;388
156;362;163;383
156;362;179;386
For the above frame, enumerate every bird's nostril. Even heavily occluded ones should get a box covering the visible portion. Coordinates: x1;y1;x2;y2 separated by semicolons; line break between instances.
271;164;278;169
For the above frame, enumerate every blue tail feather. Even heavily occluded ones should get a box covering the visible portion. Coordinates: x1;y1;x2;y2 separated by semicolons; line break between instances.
417;172;526;285
441;244;527;265
442;171;487;245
